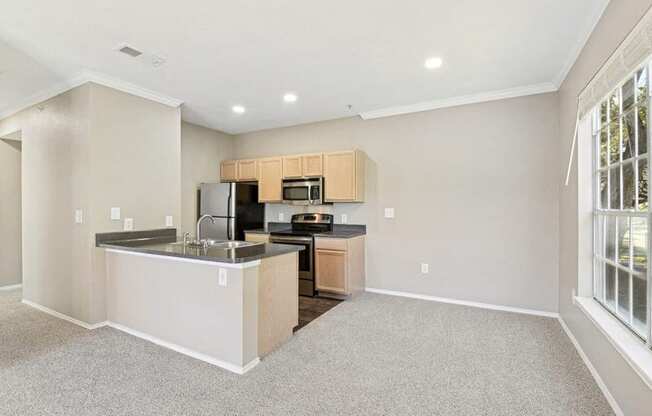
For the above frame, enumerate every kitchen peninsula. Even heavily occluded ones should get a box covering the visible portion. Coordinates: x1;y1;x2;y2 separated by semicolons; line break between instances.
97;229;303;374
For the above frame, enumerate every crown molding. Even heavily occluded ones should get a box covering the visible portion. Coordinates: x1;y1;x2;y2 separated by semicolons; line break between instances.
358;82;558;120
0;70;183;121
552;0;610;88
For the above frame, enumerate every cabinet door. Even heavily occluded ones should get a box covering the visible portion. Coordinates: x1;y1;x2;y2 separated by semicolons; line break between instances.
258;157;283;202
324;151;356;201
237;159;258;181
302;153;323;177
282;155;303;179
245;233;270;243
220;160;237;182
315;249;348;295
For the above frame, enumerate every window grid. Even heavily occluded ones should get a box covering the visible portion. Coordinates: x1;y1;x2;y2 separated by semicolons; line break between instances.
592;62;651;344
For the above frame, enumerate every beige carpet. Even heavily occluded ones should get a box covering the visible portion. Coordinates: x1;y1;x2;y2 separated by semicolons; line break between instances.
0;289;613;415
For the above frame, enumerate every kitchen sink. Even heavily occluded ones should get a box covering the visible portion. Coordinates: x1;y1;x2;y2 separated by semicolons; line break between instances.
172;240;261;249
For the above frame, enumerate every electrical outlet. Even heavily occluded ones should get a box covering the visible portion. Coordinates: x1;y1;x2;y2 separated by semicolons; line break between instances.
218;268;228;287
421;263;429;274
279;212;285;222
165;216;174;227
384;208;395;219
111;207;121;221
123;218;134;231
75;209;83;224
341;214;348;224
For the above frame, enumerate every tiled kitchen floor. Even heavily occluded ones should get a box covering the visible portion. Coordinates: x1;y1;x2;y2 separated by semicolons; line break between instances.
296;296;342;330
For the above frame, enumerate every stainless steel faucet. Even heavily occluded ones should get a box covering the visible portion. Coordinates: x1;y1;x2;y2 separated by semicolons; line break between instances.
196;214;215;242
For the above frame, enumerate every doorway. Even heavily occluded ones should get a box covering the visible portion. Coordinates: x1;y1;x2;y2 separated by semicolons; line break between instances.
0;131;22;291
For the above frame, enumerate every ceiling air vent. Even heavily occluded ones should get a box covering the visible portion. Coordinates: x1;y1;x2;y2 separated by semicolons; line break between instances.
118;45;143;57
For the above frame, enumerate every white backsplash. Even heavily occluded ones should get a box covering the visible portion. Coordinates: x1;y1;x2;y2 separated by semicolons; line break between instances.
264;203;363;225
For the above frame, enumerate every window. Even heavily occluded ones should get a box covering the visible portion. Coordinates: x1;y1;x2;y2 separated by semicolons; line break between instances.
593;62;651;342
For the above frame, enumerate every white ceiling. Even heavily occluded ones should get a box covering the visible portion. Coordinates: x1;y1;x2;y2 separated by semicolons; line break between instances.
0;0;609;134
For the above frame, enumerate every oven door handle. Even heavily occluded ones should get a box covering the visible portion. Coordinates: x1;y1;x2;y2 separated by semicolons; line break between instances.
270;236;313;244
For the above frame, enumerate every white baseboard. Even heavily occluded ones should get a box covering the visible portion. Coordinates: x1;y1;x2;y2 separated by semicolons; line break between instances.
21;299;107;330
0;284;22;291
365;288;559;318
558;317;624;416
106;321;260;375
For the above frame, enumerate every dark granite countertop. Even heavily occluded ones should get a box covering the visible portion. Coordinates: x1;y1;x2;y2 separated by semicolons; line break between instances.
96;229;304;264
244;223;366;239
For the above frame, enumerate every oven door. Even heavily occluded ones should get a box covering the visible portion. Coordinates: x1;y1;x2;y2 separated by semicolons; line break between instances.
269;235;314;296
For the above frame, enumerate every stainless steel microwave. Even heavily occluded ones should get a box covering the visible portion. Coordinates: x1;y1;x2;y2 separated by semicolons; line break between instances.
282;178;323;205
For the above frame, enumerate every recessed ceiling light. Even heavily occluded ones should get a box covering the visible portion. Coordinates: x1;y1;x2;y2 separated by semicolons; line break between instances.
424;57;443;70
232;105;246;114
283;93;298;103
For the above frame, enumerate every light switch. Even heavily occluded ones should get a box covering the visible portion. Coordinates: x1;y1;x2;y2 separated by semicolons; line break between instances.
111;207;121;221
218;268;228;287
165;216;174;227
278;212;285;222
75;209;83;224
123;218;134;231
384;208;395;218
421;263;429;274
341;214;348;224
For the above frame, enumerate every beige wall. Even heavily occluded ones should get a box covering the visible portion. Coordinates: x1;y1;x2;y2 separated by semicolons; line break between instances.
234;93;560;313
0;83;182;323
0;137;22;287
180;122;234;235
558;1;652;414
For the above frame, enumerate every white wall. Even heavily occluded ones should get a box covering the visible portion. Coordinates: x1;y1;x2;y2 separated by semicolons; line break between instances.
0;137;22;287
558;1;652;414
234;92;560;313
0;83;182;323
180;122;234;236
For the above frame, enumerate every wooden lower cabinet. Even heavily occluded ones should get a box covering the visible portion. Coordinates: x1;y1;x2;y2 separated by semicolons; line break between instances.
245;232;270;244
315;236;365;296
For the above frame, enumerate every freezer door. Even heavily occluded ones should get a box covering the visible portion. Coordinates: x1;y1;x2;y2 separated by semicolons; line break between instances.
200;217;229;240
200;183;233;217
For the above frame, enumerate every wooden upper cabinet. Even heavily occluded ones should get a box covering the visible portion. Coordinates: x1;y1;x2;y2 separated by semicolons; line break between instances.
301;153;323;177
237;159;259;182
220;160;237;182
282;155;303;179
258;157;283;202
324;150;365;202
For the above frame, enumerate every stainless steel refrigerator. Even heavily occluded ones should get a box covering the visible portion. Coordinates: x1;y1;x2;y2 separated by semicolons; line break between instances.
198;183;265;241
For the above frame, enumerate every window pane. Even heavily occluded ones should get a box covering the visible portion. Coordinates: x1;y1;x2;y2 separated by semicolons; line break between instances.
638;159;648;210
638;105;648;155
605;263;617;309
617;269;630;321
632;217;648;273
623;77;635;112
609;167;621;209
595;215;605;258
606;216;617;261
622;163;635;209
599;171;608;209
622;112;635;160
618;217;631;267
599;129;608;167
594;260;605;301
601;100;608;125
609;123;621;164
610;91;621;120
637;66;649;105
633;272;647;337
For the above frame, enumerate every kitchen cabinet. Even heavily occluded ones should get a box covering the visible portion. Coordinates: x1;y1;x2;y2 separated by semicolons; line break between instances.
237;159;259;182
323;150;365;202
315;236;365;296
220;160;237;182
282;153;323;179
245;232;270;244
258;157;283;202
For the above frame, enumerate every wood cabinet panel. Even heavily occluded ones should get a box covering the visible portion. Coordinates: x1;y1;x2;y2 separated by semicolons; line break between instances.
237;159;258;181
315;249;347;295
323;150;365;202
245;233;270;243
301;153;323;177
258;157;282;202
282;155;303;179
220;160;237;182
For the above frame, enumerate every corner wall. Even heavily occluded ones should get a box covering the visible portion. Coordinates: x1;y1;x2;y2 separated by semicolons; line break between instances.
558;1;652;414
0;137;22;287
